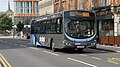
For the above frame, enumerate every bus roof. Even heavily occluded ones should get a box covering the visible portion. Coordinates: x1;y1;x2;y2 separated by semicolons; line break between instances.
31;10;94;24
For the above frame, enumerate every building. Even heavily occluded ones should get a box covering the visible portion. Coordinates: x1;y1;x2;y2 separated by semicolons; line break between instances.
13;0;39;38
38;0;93;14
13;0;39;25
54;0;93;13
93;0;120;45
38;0;54;16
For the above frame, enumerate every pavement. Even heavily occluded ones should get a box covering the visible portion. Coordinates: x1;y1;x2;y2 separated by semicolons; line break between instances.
0;36;27;40
96;44;120;53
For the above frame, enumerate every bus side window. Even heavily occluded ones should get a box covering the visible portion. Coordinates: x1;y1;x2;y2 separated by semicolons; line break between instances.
56;18;62;33
59;18;62;33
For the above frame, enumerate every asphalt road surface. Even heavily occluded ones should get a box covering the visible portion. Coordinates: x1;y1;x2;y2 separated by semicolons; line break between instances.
0;38;120;67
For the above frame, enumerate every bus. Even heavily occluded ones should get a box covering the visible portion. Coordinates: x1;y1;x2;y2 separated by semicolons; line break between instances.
30;10;97;51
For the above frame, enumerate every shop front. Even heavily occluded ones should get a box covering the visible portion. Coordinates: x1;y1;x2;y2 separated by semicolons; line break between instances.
93;6;120;46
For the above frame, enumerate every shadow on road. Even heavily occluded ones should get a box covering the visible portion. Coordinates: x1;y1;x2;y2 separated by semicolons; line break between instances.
0;38;32;50
36;46;116;54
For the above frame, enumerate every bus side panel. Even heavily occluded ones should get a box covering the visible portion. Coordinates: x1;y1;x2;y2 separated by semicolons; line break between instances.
30;34;42;46
51;34;64;48
38;34;64;48
30;34;36;45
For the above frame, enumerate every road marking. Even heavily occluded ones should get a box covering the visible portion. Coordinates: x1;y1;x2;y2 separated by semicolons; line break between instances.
0;57;7;67
67;58;98;67
29;47;39;50
80;54;87;57
43;51;59;56
20;45;27;48
107;60;119;64
112;58;120;61
0;53;12;67
107;58;119;64
0;63;2;67
92;57;102;60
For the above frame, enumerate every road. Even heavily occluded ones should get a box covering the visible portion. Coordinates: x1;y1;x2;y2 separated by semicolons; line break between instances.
0;38;120;67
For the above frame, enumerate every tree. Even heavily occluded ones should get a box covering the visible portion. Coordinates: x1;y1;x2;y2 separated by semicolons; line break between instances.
0;13;12;34
17;21;24;32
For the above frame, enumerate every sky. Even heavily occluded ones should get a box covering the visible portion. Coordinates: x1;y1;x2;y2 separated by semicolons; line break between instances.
0;0;14;12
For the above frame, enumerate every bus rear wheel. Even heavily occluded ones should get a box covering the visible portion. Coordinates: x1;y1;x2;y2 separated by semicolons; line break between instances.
50;39;56;52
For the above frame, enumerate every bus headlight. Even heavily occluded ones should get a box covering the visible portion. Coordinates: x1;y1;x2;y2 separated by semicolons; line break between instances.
94;40;96;42
91;43;96;45
63;40;66;43
66;43;68;45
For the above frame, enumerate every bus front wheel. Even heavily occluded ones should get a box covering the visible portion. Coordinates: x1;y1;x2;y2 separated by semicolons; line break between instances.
77;48;84;51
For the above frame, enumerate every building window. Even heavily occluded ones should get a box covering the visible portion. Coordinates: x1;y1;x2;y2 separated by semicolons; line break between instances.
69;0;74;10
100;20;114;36
34;2;38;14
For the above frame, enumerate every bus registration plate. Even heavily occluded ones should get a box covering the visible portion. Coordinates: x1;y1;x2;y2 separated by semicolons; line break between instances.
77;46;85;48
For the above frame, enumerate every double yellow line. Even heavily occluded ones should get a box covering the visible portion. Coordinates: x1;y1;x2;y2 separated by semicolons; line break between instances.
0;53;12;67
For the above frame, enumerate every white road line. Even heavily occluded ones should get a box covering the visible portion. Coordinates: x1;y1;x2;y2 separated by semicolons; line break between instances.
43;51;59;56
20;45;27;48
29;47;39;50
67;58;98;67
80;54;87;57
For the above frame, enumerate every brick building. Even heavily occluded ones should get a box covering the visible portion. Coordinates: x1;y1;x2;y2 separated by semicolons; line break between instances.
38;0;54;16
93;0;120;45
54;0;93;13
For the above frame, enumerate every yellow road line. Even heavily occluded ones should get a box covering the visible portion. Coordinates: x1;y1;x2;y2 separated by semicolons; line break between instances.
0;63;2;67
92;57;102;60
0;57;7;67
111;58;120;62
107;60;119;64
0;53;12;67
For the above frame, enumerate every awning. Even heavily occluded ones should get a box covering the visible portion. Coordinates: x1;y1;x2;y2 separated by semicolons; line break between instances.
96;15;113;20
93;6;111;11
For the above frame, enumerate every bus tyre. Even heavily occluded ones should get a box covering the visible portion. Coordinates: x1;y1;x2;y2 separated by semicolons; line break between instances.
52;43;56;51
50;39;56;52
77;48;84;51
36;45;39;47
